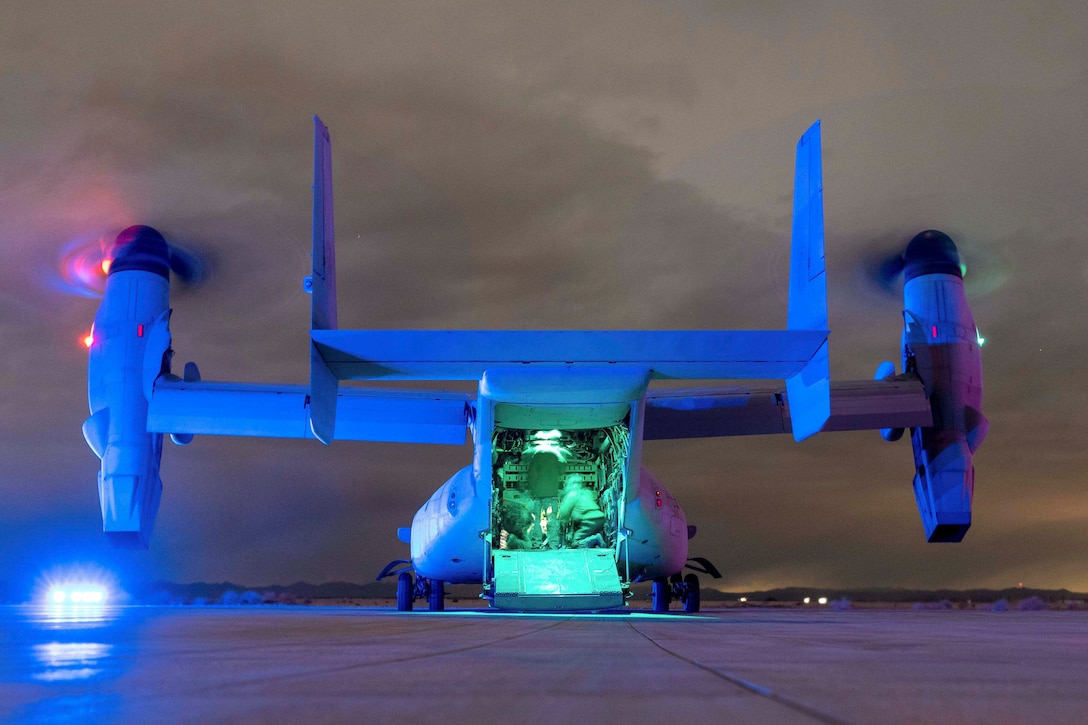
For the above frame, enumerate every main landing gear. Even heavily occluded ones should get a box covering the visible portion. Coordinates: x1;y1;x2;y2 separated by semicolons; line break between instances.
396;572;413;611
650;558;720;614
379;560;445;612
652;573;701;614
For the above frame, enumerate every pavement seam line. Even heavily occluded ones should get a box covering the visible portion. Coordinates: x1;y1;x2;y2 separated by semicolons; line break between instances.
625;620;853;725
184;617;574;695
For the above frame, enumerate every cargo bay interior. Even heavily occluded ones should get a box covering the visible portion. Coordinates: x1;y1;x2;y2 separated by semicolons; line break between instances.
491;423;631;553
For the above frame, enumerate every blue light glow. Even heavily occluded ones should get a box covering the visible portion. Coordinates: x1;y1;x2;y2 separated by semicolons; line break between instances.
35;564;119;615
33;642;112;682
48;586;107;605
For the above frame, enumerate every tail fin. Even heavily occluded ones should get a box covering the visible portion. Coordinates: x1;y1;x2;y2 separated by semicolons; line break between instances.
785;120;830;441
311;115;337;330
308;116;338;443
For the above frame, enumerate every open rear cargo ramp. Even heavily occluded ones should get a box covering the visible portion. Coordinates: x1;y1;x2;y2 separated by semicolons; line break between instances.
492;550;624;611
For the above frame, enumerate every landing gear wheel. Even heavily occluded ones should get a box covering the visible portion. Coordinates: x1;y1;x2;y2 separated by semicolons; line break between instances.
396;572;414;611
428;579;445;612
682;573;700;614
652;578;671;613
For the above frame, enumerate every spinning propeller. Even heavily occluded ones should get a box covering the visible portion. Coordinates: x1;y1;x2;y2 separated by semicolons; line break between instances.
54;225;211;298
858;228;1004;303
860;230;966;296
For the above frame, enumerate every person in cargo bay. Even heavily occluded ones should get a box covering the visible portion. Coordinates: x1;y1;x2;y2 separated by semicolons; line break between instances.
518;450;563;549
558;474;606;548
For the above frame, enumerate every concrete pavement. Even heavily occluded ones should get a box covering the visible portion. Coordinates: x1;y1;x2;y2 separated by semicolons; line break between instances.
1;605;1085;723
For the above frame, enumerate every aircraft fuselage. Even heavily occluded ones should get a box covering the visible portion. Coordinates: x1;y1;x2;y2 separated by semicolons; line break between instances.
407;366;689;604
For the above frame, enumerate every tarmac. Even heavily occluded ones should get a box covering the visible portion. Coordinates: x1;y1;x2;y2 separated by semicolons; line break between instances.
1;603;1086;724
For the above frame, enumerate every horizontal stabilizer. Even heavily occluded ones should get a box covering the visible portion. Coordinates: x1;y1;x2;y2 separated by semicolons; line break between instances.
311;329;829;381
149;380;471;445
643;376;930;440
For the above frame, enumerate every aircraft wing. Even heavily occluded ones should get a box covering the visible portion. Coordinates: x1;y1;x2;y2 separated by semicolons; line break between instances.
147;380;471;445
642;376;932;440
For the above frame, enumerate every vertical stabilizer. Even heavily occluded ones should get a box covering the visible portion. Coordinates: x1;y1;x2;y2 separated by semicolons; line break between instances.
309;116;338;443
785;121;830;441
311;115;337;330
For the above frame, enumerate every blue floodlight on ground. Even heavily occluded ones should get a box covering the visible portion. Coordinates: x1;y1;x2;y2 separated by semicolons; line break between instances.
48;586;107;605
35;563;117;611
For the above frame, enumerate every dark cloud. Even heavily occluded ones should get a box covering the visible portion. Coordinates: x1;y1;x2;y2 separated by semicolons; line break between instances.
1;1;1086;591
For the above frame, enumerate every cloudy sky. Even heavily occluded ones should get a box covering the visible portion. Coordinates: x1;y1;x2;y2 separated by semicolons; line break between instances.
2;1;1086;594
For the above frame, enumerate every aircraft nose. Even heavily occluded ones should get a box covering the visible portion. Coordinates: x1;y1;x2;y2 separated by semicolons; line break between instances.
109;225;170;279
903;230;962;282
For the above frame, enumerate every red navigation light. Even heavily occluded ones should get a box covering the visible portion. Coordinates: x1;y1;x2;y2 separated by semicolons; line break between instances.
137;324;144;337
931;325;938;339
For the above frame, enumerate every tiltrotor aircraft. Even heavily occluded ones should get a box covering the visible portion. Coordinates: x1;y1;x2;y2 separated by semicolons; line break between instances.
83;117;986;613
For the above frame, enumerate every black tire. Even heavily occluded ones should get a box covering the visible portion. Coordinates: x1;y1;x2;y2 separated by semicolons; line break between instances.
682;573;700;613
396;572;413;611
652;578;671;613
428;579;445;612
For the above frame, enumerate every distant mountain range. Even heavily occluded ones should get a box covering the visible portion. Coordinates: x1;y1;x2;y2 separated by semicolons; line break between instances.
122;581;1088;606
708;586;1087;604
3;578;1083;605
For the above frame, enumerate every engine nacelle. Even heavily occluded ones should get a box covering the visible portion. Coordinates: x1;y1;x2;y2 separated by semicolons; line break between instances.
83;226;173;548
900;231;987;542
